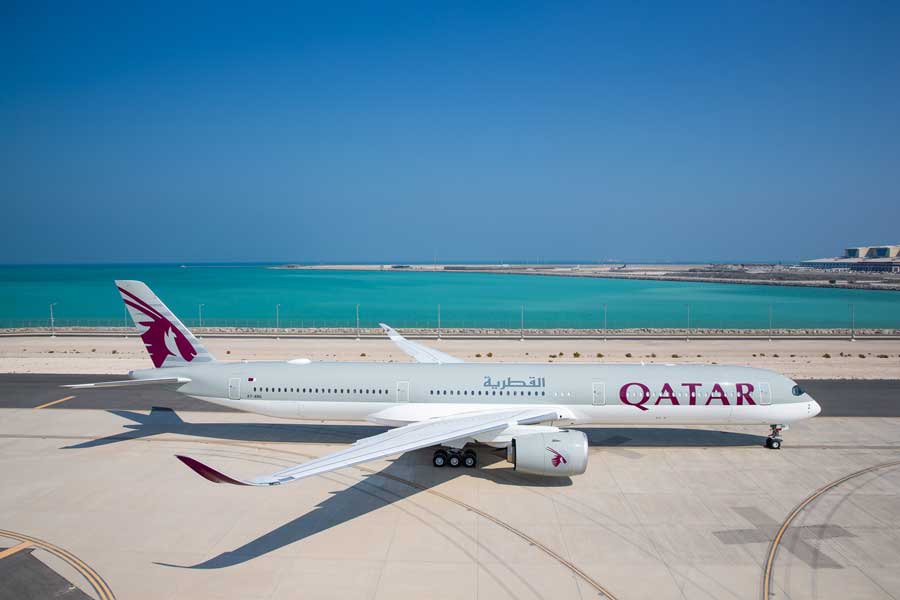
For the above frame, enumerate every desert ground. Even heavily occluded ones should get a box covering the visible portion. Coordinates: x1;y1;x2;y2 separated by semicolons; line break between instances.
1;335;898;378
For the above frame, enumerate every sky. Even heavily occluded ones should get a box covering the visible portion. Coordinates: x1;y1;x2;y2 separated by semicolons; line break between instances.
2;2;899;264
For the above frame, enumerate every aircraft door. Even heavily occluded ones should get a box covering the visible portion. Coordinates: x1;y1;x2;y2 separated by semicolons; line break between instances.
759;382;772;405
591;382;606;405
228;377;241;400
396;381;410;403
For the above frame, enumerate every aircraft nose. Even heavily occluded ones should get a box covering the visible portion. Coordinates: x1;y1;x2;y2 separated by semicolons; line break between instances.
809;399;822;417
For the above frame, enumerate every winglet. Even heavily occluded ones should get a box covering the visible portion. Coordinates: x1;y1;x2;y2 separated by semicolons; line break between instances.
175;455;251;486
378;323;464;364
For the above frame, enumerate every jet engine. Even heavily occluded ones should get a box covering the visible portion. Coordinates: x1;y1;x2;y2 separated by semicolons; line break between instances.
506;430;588;476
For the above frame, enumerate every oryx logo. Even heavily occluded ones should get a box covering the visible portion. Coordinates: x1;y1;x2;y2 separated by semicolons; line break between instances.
118;286;196;368
546;447;567;467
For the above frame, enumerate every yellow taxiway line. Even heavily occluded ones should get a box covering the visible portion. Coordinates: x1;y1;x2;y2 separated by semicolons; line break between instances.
0;541;31;560
34;395;75;410
763;459;900;600
0;529;115;600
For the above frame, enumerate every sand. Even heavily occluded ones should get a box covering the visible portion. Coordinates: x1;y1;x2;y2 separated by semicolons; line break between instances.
1;335;899;379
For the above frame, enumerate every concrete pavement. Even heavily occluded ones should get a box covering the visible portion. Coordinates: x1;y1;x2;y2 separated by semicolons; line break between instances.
0;406;898;599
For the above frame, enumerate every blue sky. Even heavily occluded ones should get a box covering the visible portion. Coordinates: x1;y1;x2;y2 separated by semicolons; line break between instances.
2;2;899;264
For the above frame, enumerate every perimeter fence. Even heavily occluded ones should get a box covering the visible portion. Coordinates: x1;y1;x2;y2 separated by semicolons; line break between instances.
2;302;900;337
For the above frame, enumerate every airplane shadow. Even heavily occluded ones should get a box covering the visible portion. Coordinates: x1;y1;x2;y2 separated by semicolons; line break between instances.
579;427;766;447
64;407;766;450
62;408;391;449
158;451;555;569
67;408;767;569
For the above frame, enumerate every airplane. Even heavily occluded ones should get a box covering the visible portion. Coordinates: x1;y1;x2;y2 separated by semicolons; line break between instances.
66;280;821;486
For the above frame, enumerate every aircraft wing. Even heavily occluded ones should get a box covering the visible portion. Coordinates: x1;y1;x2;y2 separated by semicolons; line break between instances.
175;406;562;486
379;323;464;364
63;377;191;389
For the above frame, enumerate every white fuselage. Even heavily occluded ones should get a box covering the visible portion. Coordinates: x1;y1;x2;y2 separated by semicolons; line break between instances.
137;361;821;427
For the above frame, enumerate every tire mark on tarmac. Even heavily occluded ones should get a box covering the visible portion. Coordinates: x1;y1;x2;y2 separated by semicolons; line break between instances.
184;447;541;600
762;460;900;600
5;431;621;599
0;529;116;600
189;441;622;600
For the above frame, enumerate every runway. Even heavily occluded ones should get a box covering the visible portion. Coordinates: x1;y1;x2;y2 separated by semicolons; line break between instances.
0;373;897;416
1;375;899;599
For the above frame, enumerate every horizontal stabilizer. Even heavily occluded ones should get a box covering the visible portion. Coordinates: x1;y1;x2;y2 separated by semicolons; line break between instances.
63;377;191;389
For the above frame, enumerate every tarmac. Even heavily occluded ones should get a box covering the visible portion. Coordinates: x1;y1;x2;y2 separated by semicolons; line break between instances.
0;377;898;599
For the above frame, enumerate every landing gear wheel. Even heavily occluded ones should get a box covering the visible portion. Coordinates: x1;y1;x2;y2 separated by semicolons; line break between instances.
765;424;785;450
462;450;477;468
433;449;448;467
448;453;462;468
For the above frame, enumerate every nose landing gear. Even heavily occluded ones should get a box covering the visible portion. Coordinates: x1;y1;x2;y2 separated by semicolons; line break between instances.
765;424;786;449
432;448;478;468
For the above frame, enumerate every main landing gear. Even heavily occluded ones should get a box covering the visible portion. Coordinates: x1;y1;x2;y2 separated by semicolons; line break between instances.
765;424;787;449
432;448;477;468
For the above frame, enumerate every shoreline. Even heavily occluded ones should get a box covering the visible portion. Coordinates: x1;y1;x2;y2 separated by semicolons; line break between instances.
272;263;900;291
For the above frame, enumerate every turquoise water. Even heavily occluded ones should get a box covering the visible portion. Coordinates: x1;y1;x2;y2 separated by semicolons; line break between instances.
1;265;899;330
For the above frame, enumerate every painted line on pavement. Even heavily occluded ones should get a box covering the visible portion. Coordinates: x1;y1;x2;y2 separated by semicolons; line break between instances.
0;529;115;600
762;460;900;600
0;541;32;560
34;395;75;410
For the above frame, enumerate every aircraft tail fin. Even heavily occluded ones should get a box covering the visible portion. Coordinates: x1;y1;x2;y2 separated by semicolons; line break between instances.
115;280;215;368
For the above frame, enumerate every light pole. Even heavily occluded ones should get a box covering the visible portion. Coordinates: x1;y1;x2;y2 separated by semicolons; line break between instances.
768;304;773;342
685;304;692;342
850;303;855;341
198;303;204;334
602;303;608;342
356;304;360;340
49;303;56;338
520;304;525;341
275;304;280;339
437;304;442;340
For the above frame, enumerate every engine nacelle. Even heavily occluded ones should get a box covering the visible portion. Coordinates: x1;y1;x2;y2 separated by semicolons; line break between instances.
507;430;588;476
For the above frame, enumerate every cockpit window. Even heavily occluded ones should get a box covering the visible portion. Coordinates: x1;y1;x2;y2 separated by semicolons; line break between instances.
791;385;804;396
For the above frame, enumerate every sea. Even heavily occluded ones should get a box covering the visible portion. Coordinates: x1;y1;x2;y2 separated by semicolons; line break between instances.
1;264;899;330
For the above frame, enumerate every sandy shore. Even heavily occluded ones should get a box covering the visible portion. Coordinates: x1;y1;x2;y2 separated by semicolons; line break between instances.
2;335;898;379
274;263;900;290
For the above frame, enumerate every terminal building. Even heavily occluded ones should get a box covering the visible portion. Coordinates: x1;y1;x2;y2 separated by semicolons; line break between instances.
802;244;900;272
